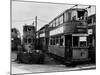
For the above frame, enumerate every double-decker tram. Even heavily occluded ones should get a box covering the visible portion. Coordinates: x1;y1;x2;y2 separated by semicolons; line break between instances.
37;24;49;52
48;8;90;66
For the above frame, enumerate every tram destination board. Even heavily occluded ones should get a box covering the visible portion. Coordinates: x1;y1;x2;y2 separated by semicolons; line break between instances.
76;28;87;33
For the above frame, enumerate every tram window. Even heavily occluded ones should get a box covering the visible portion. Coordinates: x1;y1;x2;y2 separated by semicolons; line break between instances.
52;21;56;27
60;38;63;46
64;12;68;22
71;11;77;21
93;15;96;23
80;42;86;47
77;11;85;20
50;39;52;45
79;37;87;47
59;15;64;24
56;38;59;45
68;12;71;21
49;23;53;28
28;38;32;43
56;18;59;26
87;17;92;24
53;39;55;45
73;36;79;47
56;38;59;44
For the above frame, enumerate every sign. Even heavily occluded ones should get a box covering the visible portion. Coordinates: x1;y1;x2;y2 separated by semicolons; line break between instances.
77;28;87;33
88;29;93;35
50;26;64;36
40;33;45;37
79;37;87;41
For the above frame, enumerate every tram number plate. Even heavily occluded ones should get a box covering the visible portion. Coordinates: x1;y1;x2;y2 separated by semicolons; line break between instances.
73;49;88;59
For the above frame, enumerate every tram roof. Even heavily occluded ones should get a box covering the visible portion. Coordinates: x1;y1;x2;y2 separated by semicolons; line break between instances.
23;25;35;27
48;8;87;25
38;24;48;31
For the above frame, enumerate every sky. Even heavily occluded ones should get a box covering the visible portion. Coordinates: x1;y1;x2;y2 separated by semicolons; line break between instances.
12;0;96;37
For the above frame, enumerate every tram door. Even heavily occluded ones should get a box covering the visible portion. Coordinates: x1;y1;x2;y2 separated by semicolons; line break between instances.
65;35;72;59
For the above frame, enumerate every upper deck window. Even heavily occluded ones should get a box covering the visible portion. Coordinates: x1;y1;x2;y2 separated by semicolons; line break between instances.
49;23;53;28
64;12;69;22
52;20;56;27
68;12;71;21
59;15;64;25
56;18;59;26
77;10;85;20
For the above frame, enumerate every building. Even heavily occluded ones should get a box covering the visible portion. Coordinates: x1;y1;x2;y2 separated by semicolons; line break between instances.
87;14;96;63
23;25;36;51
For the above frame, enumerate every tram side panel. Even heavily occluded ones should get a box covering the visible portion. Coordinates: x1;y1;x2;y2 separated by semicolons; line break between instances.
48;23;75;59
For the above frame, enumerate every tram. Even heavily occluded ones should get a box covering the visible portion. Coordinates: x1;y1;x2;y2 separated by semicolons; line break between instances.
37;24;49;52
47;8;90;66
11;28;21;51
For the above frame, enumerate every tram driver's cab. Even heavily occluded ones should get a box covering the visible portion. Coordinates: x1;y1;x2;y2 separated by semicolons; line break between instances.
65;34;89;62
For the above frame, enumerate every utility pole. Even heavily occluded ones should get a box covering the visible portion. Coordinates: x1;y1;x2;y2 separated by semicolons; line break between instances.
35;16;37;32
35;16;37;50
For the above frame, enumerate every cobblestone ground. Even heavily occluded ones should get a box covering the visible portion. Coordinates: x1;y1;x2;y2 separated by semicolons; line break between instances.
11;51;96;74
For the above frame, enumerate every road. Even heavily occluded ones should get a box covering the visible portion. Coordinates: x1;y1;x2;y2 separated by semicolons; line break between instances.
11;51;96;74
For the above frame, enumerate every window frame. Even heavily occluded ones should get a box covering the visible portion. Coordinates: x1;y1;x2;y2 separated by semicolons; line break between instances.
59;14;64;25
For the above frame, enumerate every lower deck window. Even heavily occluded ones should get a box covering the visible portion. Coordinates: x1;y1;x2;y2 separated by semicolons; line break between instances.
73;36;87;47
50;39;52;45
49;37;64;46
56;38;59;45
80;42;86;47
53;39;55;45
60;38;64;46
79;37;87;47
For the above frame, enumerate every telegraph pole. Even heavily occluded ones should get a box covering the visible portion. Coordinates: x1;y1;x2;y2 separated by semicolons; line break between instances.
35;16;37;32
35;16;37;50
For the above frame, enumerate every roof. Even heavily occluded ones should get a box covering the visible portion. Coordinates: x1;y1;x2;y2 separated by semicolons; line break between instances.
48;8;87;24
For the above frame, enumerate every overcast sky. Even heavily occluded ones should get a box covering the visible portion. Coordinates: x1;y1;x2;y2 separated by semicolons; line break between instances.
12;0;96;37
